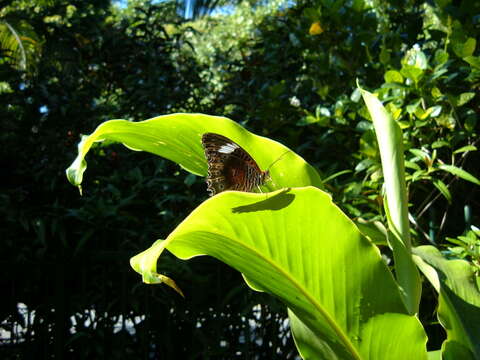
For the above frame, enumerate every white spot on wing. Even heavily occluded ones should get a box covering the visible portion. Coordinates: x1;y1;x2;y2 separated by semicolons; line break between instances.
218;143;238;154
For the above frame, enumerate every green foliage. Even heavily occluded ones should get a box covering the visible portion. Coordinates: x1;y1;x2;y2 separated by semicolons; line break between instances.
446;227;480;282
133;187;427;360
0;19;40;72
182;0;480;247
65;114;322;192
414;245;480;359
65;92;480;359
67;111;430;358
360;89;421;315
3;0;480;357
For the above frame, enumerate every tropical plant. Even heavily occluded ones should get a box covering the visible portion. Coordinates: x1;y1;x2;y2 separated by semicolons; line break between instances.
66;89;480;359
3;0;478;357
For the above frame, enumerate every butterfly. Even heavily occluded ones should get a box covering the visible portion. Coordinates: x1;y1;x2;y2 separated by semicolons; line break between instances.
201;133;271;196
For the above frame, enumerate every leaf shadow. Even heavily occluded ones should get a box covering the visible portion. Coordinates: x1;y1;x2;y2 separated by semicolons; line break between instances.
231;188;294;213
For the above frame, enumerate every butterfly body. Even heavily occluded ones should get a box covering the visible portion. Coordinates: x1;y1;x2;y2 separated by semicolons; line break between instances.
202;133;269;196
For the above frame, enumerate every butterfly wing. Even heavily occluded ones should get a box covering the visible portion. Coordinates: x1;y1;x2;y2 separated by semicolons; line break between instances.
202;133;264;196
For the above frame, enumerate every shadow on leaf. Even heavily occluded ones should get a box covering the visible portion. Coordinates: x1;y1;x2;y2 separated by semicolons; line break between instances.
231;188;294;213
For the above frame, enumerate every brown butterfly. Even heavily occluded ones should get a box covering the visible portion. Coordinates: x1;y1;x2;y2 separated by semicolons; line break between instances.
201;133;271;196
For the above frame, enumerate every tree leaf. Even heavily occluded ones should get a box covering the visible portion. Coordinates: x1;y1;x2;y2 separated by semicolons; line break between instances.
453;145;477;154
431;140;450;149
432;179;452;203
456;92;475;107
409;148;431;162
437;164;480;186
309;21;324;35
434;49;449;66
452;37;476;58
384;70;404;83
463;55;480;69
131;187;427;359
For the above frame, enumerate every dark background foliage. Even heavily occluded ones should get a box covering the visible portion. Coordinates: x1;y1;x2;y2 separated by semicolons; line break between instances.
0;0;478;358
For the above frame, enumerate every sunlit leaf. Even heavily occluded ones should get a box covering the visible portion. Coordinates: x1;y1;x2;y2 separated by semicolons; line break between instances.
413;246;480;360
360;87;421;315
453;145;477;154
432;179;452;203
66;113;323;192
437;164;480;186
456;92;475;107
452;37;476;58
463;55;480;69
384;70;403;83
132;187;427;359
309;21;324;35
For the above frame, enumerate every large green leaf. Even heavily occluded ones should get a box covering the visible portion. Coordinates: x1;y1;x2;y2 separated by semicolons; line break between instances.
413;246;480;360
66;113;427;358
360;88;421;315
131;187;427;359
66;113;322;192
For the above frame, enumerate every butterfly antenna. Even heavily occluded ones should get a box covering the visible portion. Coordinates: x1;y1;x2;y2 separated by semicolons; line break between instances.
264;149;291;190
266;150;291;172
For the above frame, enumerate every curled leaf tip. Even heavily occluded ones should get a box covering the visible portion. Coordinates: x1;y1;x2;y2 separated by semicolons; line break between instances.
158;274;185;298
142;271;185;297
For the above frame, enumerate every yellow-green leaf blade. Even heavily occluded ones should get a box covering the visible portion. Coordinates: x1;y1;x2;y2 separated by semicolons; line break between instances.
132;187;427;359
438;164;480;186
413;246;480;359
65;113;322;191
359;87;422;315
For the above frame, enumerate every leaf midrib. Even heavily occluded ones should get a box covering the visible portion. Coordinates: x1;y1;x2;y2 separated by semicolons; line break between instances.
169;228;362;360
